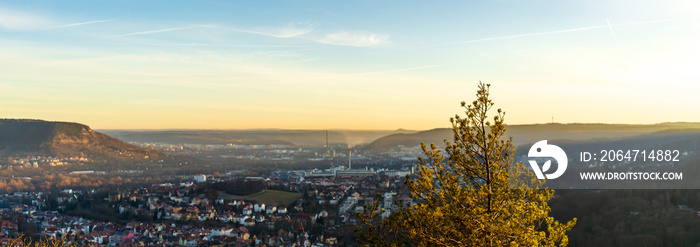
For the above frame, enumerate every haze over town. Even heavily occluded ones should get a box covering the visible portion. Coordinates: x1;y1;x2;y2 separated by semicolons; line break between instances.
2;1;700;129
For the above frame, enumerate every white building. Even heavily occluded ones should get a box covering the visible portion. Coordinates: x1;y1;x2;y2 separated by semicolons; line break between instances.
254;203;266;212
194;175;207;183
339;196;358;214
278;207;288;214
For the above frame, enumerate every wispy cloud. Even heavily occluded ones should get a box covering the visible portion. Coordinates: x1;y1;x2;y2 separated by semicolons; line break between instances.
348;64;443;76
112;25;211;38
227;21;315;38
0;7;50;30
228;22;390;47
48;19;112;29
617;17;689;27
0;7;112;31
316;31;390;47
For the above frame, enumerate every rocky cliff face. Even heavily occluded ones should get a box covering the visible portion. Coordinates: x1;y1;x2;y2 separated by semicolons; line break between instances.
0;119;167;161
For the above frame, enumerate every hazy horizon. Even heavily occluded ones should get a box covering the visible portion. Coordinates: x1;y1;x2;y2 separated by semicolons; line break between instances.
5;118;700;132
92;121;700;131
3;1;699;129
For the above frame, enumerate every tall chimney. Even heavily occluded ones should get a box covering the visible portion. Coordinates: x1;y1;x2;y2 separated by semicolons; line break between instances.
348;150;352;170
325;130;330;158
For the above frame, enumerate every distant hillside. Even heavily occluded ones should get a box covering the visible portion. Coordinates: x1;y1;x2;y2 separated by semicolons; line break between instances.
362;128;452;150
100;129;418;147
364;122;700;150
0;119;170;161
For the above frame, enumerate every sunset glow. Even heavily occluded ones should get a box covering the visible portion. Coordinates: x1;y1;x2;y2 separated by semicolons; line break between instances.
2;1;699;129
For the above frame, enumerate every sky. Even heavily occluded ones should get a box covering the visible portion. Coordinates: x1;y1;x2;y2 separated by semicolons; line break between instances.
1;1;699;130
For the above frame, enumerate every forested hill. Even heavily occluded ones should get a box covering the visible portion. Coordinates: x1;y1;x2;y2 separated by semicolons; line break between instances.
363;122;700;150
0;119;169;161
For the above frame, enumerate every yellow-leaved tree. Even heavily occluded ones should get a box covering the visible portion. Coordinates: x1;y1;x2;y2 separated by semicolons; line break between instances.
357;82;576;246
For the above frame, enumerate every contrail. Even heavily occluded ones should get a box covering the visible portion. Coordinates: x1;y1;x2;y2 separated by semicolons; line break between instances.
426;25;607;47
606;19;617;40
430;17;689;47
48;19;112;29
465;25;607;43
113;25;211;38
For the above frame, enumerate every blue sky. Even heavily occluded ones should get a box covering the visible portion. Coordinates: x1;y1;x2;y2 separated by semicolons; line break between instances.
2;1;699;129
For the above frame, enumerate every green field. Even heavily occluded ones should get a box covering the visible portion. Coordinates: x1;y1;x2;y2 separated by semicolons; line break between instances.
219;190;301;206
